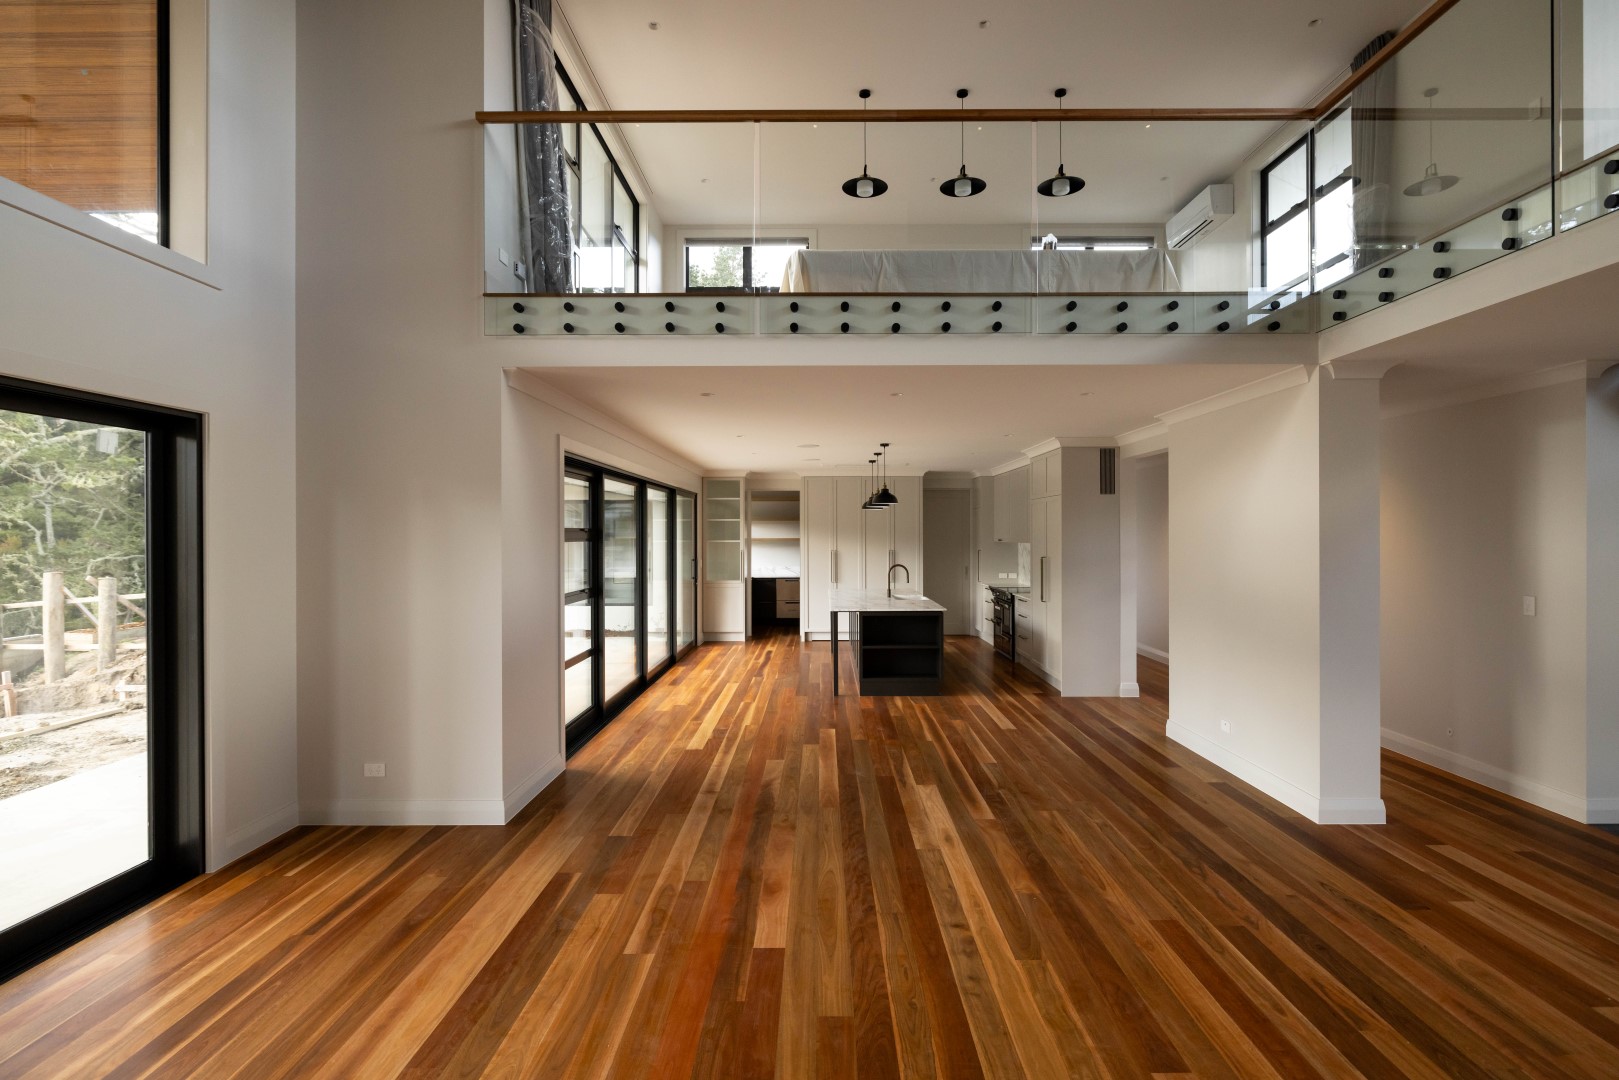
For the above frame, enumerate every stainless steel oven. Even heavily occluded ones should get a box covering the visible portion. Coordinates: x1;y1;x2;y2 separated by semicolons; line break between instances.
990;587;1016;660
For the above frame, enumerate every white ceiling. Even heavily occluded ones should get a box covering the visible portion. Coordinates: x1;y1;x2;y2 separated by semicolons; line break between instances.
523;363;1285;472
558;0;1431;225
558;0;1426;112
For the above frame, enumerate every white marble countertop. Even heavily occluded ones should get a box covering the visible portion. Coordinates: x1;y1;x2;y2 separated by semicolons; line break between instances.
828;587;947;613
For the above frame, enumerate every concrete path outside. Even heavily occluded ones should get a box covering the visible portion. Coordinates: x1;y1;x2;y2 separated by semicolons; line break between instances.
0;752;148;931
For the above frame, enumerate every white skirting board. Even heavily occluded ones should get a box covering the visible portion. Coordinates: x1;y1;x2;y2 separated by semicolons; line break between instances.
1167;720;1387;824
214;800;300;870
1119;682;1141;698
1380;729;1609;823
301;799;510;827
1137;644;1170;664
504;753;566;821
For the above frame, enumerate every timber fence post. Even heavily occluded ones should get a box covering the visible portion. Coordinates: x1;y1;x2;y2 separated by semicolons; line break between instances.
43;570;66;683
98;575;119;671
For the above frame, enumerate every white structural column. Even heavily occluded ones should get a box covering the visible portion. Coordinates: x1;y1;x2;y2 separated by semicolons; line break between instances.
1315;362;1386;821
1163;364;1388;825
1587;362;1619;823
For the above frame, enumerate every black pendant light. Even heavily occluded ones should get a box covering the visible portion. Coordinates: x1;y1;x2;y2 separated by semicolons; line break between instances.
841;89;889;199
940;90;987;198
870;442;899;506
1404;87;1460;197
1037;88;1085;197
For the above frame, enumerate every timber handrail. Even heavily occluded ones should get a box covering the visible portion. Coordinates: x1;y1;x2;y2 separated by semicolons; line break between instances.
475;0;1461;127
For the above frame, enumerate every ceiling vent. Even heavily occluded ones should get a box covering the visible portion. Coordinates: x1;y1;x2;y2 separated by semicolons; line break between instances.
1166;183;1235;250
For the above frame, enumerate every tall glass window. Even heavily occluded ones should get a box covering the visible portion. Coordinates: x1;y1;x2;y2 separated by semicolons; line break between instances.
563;458;693;753
602;477;639;703
1261;135;1311;292
0;1;165;245
555;62;640;292
0;379;203;981
645;489;670;671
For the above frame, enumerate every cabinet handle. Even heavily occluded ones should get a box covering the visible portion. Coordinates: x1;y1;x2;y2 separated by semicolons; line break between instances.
831;549;838;584
1040;556;1047;602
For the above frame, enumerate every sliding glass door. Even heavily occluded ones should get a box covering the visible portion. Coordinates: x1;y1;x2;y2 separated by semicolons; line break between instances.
0;378;202;981
563;471;594;725
676;492;696;653
562;458;693;753
601;477;639;707
645;488;671;674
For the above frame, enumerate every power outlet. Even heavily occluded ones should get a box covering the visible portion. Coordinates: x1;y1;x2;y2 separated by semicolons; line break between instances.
363;763;385;778
1219;719;1231;734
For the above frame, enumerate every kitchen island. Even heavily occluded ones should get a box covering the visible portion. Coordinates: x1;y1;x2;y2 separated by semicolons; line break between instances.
829;588;947;696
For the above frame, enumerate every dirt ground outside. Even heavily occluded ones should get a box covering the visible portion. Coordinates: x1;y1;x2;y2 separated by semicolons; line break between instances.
0;710;147;800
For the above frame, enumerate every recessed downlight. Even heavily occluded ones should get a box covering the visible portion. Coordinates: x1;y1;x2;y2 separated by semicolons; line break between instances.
797;443;820;448
699;392;715;397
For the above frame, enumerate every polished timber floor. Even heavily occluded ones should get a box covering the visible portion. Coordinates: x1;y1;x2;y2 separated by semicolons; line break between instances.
5;631;1619;1078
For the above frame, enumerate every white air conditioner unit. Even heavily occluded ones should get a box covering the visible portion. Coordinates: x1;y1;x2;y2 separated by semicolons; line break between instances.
1166;183;1235;250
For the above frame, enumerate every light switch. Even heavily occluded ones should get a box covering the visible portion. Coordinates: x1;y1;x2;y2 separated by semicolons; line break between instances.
1522;596;1537;617
364;763;386;778
497;247;511;267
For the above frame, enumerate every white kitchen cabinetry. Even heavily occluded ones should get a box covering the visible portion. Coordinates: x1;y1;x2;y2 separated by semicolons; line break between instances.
801;474;922;639
1030;450;1062;499
866;475;922;594
992;465;1030;543
1025;494;1062;679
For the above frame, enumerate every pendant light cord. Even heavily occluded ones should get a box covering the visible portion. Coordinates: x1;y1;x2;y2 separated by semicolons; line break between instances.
862;94;869;172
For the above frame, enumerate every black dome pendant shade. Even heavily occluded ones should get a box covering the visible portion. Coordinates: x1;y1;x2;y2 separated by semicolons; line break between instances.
841;89;889;198
940;90;987;198
1037;88;1085;197
870;442;899;507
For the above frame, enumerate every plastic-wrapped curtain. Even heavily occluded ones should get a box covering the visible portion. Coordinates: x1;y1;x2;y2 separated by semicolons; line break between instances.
1349;31;1398;270
514;0;572;293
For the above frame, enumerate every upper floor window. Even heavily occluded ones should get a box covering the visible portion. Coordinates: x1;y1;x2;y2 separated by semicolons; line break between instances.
685;239;809;292
1261;109;1357;294
1030;236;1154;251
554;62;640;292
0;1;166;246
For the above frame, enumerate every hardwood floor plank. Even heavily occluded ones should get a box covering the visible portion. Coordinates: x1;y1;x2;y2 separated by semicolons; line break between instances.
5;627;1619;1078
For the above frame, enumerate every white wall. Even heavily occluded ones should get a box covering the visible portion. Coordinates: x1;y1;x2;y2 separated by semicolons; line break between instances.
1381;379;1592;818
1135;454;1169;660
1166;368;1384;823
296;0;704;824
1058;447;1122;697
0;0;300;868
501;373;701;811
1587;364;1619;820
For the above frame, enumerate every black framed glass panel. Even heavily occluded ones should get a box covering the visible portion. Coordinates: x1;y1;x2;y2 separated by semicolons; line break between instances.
645;487;671;673
0;377;202;981
563;458;693;754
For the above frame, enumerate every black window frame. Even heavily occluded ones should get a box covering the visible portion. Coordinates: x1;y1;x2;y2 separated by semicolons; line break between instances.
683;238;811;293
563;456;692;755
554;61;640;293
1260;107;1363;295
0;375;203;983
1260;132;1313;293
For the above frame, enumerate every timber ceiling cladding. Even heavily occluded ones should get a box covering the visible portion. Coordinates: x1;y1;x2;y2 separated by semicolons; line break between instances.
0;0;159;214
